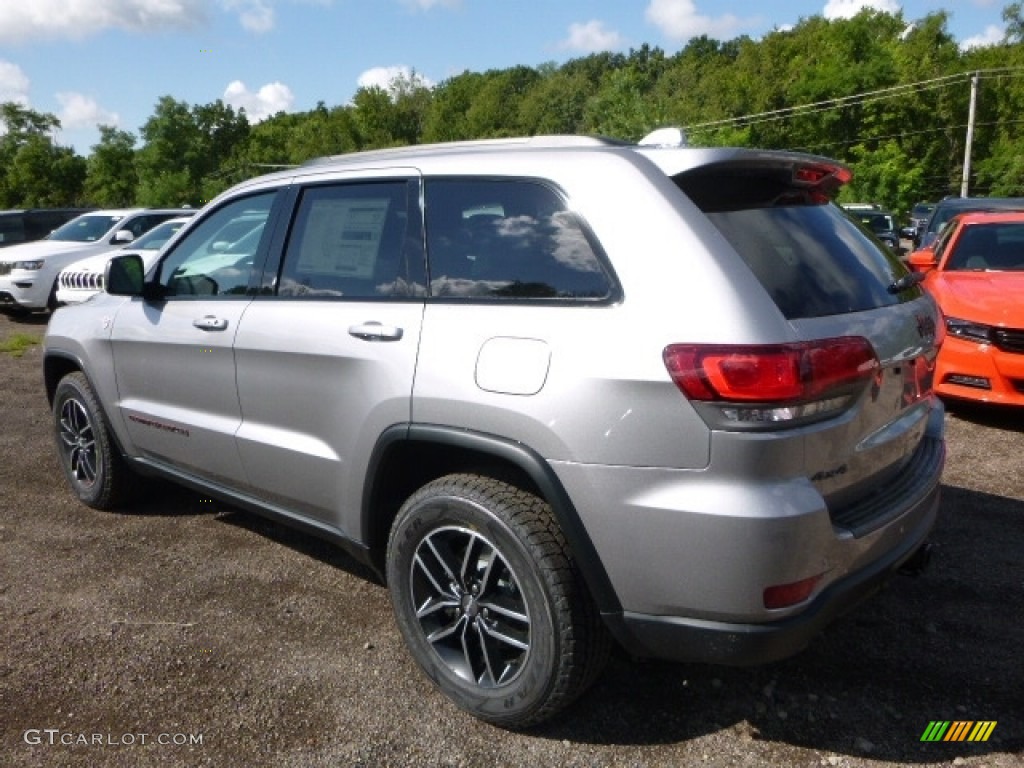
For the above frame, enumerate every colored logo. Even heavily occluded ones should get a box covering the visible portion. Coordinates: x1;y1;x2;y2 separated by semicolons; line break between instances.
920;721;997;742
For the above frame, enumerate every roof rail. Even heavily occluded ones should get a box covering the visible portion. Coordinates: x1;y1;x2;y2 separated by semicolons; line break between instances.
302;134;631;166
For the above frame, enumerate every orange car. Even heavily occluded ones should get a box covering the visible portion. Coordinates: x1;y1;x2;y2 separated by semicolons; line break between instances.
908;211;1024;405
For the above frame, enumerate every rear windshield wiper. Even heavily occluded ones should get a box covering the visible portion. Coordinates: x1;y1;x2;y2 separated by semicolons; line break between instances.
888;271;926;294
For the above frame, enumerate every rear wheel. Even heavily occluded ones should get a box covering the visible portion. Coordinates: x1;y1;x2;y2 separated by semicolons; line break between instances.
386;473;610;729
53;372;135;510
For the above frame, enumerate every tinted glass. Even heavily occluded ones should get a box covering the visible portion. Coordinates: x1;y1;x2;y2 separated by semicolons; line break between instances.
0;215;25;245
277;181;419;299
946;222;1024;271
424;179;612;300
157;193;275;298
704;205;911;319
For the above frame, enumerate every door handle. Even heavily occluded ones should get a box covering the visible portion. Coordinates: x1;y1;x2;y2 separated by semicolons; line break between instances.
193;315;229;331
348;321;403;341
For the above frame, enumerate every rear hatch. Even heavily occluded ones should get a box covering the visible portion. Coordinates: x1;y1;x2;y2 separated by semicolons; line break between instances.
664;153;943;535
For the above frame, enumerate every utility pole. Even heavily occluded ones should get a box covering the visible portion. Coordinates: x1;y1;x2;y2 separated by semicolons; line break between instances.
960;72;979;197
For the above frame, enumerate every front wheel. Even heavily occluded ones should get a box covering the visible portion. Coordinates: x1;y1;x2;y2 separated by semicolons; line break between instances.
386;474;610;729
53;372;135;510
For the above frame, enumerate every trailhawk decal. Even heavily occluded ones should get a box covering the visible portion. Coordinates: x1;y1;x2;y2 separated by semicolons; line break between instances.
127;414;190;437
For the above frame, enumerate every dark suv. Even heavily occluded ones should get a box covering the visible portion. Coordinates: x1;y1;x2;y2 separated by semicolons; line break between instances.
919;196;1024;249
0;208;94;247
850;208;901;252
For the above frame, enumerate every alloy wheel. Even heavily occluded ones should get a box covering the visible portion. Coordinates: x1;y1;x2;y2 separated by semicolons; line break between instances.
409;525;531;688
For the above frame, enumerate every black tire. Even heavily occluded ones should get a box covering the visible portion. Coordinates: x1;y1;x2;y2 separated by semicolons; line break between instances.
386;473;611;729
53;372;135;510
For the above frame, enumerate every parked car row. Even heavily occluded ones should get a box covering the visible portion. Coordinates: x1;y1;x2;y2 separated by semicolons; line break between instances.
55;216;193;305
0;208;195;313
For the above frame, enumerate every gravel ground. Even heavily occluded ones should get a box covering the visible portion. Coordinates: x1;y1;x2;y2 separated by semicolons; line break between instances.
1;311;1022;768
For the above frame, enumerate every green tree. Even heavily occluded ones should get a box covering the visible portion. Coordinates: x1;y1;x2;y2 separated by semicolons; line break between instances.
0;103;67;205
84;126;138;206
583;47;669;140
519;67;592;134
5;134;87;206
136;96;249;206
421;71;485;142
464;66;542;137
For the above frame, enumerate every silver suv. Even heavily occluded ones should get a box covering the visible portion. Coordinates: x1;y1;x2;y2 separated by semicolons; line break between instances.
44;134;945;728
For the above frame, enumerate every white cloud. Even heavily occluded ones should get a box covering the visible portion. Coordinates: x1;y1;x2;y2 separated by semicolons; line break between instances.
822;0;900;20
223;80;294;122
222;0;275;33
645;0;755;41
357;66;434;93
559;20;624;53
960;24;1005;49
0;0;204;44
0;60;31;106
56;92;120;130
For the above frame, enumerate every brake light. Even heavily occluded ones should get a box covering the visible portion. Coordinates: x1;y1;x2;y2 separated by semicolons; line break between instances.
663;338;878;424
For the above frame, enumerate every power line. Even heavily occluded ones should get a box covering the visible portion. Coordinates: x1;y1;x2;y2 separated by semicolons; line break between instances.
792;118;1024;154
682;66;1024;134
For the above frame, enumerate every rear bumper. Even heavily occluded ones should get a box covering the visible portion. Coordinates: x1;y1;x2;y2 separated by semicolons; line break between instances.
604;479;940;665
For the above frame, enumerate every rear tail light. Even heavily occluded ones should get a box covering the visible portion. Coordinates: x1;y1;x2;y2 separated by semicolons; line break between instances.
663;337;879;425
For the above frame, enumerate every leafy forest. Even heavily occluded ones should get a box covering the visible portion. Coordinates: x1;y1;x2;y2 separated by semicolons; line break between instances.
3;6;1024;221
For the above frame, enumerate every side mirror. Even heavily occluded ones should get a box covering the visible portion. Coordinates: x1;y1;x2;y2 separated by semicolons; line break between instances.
113;229;135;243
105;253;145;296
907;250;937;273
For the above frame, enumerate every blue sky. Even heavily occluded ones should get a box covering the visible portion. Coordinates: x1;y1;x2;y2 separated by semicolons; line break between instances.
0;0;1011;155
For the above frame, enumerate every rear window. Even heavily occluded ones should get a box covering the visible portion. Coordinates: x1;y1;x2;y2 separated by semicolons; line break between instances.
675;172;913;319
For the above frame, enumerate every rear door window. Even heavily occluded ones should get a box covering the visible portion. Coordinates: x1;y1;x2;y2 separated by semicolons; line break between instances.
424;179;614;301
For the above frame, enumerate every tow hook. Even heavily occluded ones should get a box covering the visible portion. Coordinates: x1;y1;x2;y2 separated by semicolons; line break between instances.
900;541;934;576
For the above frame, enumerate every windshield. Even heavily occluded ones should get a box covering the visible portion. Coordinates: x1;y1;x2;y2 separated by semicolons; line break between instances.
945;222;1024;271
49;215;122;243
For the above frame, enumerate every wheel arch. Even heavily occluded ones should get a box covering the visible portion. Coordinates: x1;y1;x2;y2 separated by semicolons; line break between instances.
362;423;622;615
44;351;87;405
45;352;134;463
